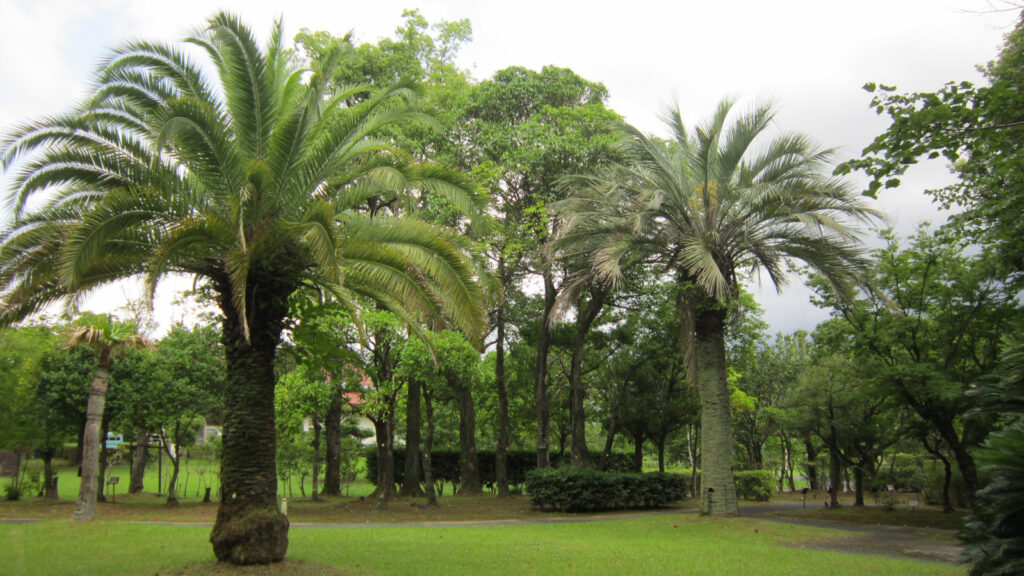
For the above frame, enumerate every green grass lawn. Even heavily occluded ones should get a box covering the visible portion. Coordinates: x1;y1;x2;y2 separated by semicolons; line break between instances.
0;515;967;576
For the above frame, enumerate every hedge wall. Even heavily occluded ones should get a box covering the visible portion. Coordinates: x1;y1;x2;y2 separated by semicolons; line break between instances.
365;448;635;487
525;468;689;512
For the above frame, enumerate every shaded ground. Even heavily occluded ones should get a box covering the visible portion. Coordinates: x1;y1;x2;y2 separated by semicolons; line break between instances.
742;501;962;564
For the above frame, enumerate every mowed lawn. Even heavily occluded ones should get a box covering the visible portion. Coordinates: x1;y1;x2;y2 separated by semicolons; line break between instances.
1;515;966;576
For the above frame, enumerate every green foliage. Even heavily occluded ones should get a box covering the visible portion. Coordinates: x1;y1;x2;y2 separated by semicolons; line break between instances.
733;470;775;502
525;468;688;512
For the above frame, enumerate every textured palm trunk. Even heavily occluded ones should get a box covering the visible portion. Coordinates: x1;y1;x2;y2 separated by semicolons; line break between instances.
72;352;111;521
209;281;289;565
399;379;424;497
534;271;556;469
323;394;342;496
695;306;738;516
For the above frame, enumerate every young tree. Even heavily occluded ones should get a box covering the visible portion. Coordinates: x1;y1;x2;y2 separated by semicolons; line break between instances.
64;314;149;521
556;100;877;515
0;14;484;564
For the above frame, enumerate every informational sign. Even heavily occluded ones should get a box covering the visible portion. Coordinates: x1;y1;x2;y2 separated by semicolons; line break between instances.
105;433;123;450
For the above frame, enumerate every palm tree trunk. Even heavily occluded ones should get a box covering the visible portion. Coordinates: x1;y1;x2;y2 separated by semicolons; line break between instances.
695;306;739;516
72;353;111;521
209;284;289;565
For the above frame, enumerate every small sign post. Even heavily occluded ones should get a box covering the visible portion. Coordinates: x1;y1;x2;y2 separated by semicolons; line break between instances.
107;476;120;504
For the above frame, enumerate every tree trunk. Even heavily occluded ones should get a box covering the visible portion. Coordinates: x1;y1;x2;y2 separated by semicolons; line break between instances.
534;271;556;469
452;371;482;495
209;280;289;565
72;353;112;521
323;393;342;496
804;436;821;491
632;433;644;473
422;386;438;506
310;416;321;502
569;288;605;468
165;432;181;507
372;417;396;504
694;305;738;516
828;445;841;509
936;420;978;506
129;430;149;494
400;379;424;497
852;466;865;507
657;437;666;473
42;446;58;500
494;283;511;496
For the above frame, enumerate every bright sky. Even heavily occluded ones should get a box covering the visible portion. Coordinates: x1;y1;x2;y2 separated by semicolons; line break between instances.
0;0;1018;335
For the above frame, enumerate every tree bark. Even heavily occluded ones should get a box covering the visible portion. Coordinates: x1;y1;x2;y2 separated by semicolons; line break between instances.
534;271;556;469
828;444;842;509
164;428;181;507
569;287;605;468
399;379;424;497
632;433;644;473
310;416;321;502
72;352;111;522
323;393;342;496
422;386;438;506
129;430;149;494
494;280;511;496
209;279;289;565
804;436;821;491
852;466;865;507
451;370;482;495
42;446;58;500
694;305;738;516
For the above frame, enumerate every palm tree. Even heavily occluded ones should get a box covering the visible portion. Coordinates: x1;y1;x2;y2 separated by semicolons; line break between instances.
555;100;878;515
65;313;149;522
0;14;484;564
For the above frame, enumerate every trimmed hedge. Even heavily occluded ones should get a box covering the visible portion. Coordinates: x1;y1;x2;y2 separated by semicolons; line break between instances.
525;468;688;512
734;470;775;501
365;448;635;487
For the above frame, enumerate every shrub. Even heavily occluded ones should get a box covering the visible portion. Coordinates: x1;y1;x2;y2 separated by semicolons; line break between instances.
524;468;688;512
734;470;775;501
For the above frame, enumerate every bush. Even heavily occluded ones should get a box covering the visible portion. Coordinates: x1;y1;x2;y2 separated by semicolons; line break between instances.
365;448;636;489
525;468;688;512
734;470;775;501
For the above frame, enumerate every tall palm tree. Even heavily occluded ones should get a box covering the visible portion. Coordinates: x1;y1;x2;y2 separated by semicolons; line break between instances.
0;14;485;564
65;313;149;522
555;100;879;515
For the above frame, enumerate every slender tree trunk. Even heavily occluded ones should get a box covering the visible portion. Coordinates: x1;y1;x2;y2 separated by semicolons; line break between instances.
569;288;605;468
311;416;321;502
935;420;978;506
72;353;112;521
422;387;438;506
688;425;701;498
694;305;738;516
657;437;666;473
209;279;290;565
42;446;58;500
804;437;821;491
535;271;556;469
165;430;181;507
400;379;424;497
372;417;397;504
323;393;342;496
451;371;482;495
632;433;644;473
130;430;149;494
599;383;626;471
494;280;511;496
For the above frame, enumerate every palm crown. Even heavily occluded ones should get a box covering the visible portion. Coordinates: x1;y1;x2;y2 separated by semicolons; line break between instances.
0;13;485;341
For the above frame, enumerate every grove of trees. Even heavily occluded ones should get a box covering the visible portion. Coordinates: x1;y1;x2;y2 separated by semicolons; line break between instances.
1;8;1022;574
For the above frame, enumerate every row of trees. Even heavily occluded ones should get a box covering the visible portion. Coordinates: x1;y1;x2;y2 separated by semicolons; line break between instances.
1;8;1022;572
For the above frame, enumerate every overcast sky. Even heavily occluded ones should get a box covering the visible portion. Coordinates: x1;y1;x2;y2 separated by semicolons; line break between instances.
0;0;1019;335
